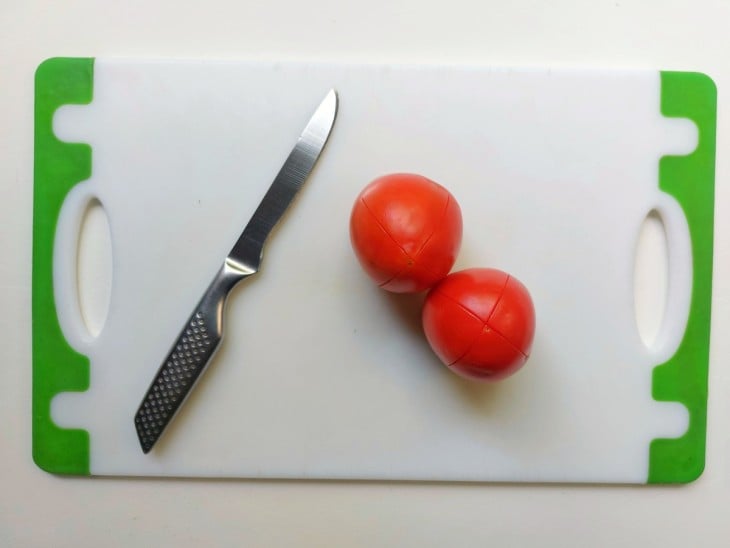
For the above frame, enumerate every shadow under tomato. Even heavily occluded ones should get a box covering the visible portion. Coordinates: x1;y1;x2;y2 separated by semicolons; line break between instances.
448;370;520;414
380;290;426;336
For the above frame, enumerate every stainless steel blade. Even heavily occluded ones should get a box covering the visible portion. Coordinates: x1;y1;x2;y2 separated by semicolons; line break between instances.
134;90;338;453
228;89;338;272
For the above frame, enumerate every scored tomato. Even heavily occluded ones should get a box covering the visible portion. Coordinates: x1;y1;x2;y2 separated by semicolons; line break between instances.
349;173;462;293
422;268;536;381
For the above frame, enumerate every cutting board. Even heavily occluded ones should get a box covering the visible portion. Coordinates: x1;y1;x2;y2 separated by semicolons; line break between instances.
33;57;716;483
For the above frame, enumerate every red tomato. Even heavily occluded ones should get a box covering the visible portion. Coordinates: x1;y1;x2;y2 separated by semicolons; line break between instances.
422;268;536;381
349;173;462;293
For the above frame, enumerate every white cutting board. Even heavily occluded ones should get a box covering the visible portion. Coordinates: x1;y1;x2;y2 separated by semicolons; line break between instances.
33;58;715;483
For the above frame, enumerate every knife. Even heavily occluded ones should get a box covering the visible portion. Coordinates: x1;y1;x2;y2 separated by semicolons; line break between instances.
134;90;338;453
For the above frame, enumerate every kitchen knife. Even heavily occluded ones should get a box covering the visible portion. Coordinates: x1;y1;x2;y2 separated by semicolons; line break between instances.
134;90;338;453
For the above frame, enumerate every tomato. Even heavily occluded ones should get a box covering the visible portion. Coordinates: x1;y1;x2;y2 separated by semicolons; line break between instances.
349;173;462;293
422;268;535;381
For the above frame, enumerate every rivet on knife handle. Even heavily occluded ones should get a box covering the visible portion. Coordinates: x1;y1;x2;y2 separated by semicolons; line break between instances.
134;90;338;453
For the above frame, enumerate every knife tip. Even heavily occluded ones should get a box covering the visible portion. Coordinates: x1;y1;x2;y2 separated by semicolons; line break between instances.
323;88;338;115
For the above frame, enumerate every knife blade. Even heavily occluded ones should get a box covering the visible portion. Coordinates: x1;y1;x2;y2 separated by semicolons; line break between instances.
134;90;338;453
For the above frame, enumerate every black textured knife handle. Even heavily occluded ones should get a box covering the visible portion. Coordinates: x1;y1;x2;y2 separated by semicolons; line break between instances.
134;262;250;453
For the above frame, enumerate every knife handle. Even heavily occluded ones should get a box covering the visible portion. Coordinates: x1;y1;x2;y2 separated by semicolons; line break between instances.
134;261;251;453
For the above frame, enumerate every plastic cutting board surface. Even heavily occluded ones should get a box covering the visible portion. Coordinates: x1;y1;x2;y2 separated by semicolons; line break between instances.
33;58;716;482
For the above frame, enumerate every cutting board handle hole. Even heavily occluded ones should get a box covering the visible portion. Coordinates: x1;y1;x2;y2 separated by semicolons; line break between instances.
77;198;112;337
634;210;668;350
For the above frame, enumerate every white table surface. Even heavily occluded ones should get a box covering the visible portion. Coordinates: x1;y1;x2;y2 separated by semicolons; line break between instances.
2;1;729;546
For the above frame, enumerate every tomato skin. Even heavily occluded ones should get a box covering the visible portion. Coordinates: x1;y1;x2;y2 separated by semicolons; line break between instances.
349;173;462;293
422;268;535;381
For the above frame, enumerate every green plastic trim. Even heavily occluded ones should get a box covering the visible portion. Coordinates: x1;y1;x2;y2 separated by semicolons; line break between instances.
32;57;94;475
648;72;717;483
